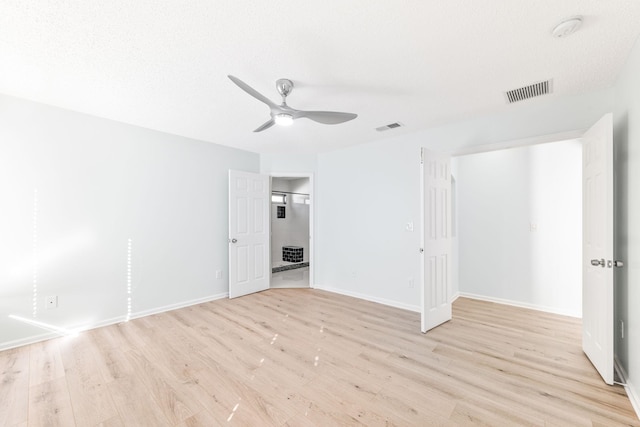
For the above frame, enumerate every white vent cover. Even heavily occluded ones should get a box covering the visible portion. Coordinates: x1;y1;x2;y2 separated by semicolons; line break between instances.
376;122;404;132
505;80;552;103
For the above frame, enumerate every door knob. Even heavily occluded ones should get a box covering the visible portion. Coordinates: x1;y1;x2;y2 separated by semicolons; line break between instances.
229;238;237;244
590;259;605;267
614;260;624;268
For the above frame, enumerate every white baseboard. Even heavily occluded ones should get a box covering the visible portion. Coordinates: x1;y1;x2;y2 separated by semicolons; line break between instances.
313;284;420;313
627;380;640;421
127;292;228;321
0;331;60;352
615;357;640;420
458;292;581;318
0;292;228;352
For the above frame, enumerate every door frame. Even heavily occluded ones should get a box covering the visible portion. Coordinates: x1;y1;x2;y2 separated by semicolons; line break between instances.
269;172;314;288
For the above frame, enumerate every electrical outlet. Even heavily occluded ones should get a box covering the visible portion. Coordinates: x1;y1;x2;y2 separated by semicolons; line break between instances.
45;295;58;309
216;270;222;279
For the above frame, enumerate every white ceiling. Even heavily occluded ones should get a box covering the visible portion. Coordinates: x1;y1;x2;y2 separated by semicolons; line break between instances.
1;1;639;154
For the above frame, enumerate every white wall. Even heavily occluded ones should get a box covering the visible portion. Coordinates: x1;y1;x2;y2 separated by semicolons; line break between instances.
315;140;422;311
315;89;613;312
613;35;640;409
454;140;582;317
0;94;259;350
271;178;310;264
289;178;310;195
260;152;317;175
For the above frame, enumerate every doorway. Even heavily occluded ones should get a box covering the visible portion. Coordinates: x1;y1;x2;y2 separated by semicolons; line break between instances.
436;115;615;387
452;138;583;317
270;174;312;288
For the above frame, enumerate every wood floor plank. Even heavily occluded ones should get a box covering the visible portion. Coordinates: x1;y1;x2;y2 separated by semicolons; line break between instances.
289;375;397;426
189;361;296;425
175;409;219;427
122;349;203;425
449;400;546;427
2;289;638;426
57;334;119;426
0;346;30;426
95;415;125;427
28;339;64;388
107;374;174;427
28;377;75;427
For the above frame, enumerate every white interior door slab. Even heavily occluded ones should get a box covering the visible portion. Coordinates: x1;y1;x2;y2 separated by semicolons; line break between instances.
228;170;270;299
421;149;453;333
582;113;614;385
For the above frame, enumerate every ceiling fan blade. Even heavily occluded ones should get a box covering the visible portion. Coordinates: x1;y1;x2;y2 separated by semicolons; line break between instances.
297;110;357;125
228;75;277;108
253;119;275;132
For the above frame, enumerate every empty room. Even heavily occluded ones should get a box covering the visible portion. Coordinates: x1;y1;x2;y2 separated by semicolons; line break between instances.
2;1;640;425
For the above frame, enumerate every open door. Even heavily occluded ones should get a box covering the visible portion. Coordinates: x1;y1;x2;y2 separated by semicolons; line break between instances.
421;149;453;333
228;170;270;298
582;113;615;385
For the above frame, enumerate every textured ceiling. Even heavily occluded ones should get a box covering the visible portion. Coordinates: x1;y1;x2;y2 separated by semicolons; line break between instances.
1;1;639;154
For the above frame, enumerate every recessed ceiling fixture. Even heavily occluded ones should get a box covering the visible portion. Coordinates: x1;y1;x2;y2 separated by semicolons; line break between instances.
552;16;583;38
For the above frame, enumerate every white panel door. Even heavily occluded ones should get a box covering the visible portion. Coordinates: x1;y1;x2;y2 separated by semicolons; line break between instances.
228;170;270;298
582;113;614;385
421;149;453;333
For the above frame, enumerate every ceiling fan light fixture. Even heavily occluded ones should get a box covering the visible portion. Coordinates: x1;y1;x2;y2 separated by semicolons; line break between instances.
228;75;358;132
275;113;294;126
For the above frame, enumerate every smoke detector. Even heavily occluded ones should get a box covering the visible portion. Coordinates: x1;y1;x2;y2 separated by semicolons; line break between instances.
552;17;583;38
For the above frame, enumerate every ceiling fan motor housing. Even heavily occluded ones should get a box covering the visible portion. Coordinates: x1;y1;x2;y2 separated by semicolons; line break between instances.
276;78;294;98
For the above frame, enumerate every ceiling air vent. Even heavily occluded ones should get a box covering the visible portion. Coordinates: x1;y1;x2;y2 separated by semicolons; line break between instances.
505;80;552;104
376;122;404;132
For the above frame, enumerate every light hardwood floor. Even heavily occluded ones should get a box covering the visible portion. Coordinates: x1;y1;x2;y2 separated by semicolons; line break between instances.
1;290;638;426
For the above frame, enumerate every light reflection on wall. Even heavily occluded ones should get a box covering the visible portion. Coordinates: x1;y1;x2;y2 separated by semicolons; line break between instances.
8;314;79;338
126;238;132;321
11;230;94;282
32;188;38;318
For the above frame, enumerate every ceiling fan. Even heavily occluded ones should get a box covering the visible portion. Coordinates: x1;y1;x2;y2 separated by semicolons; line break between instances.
228;75;358;132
